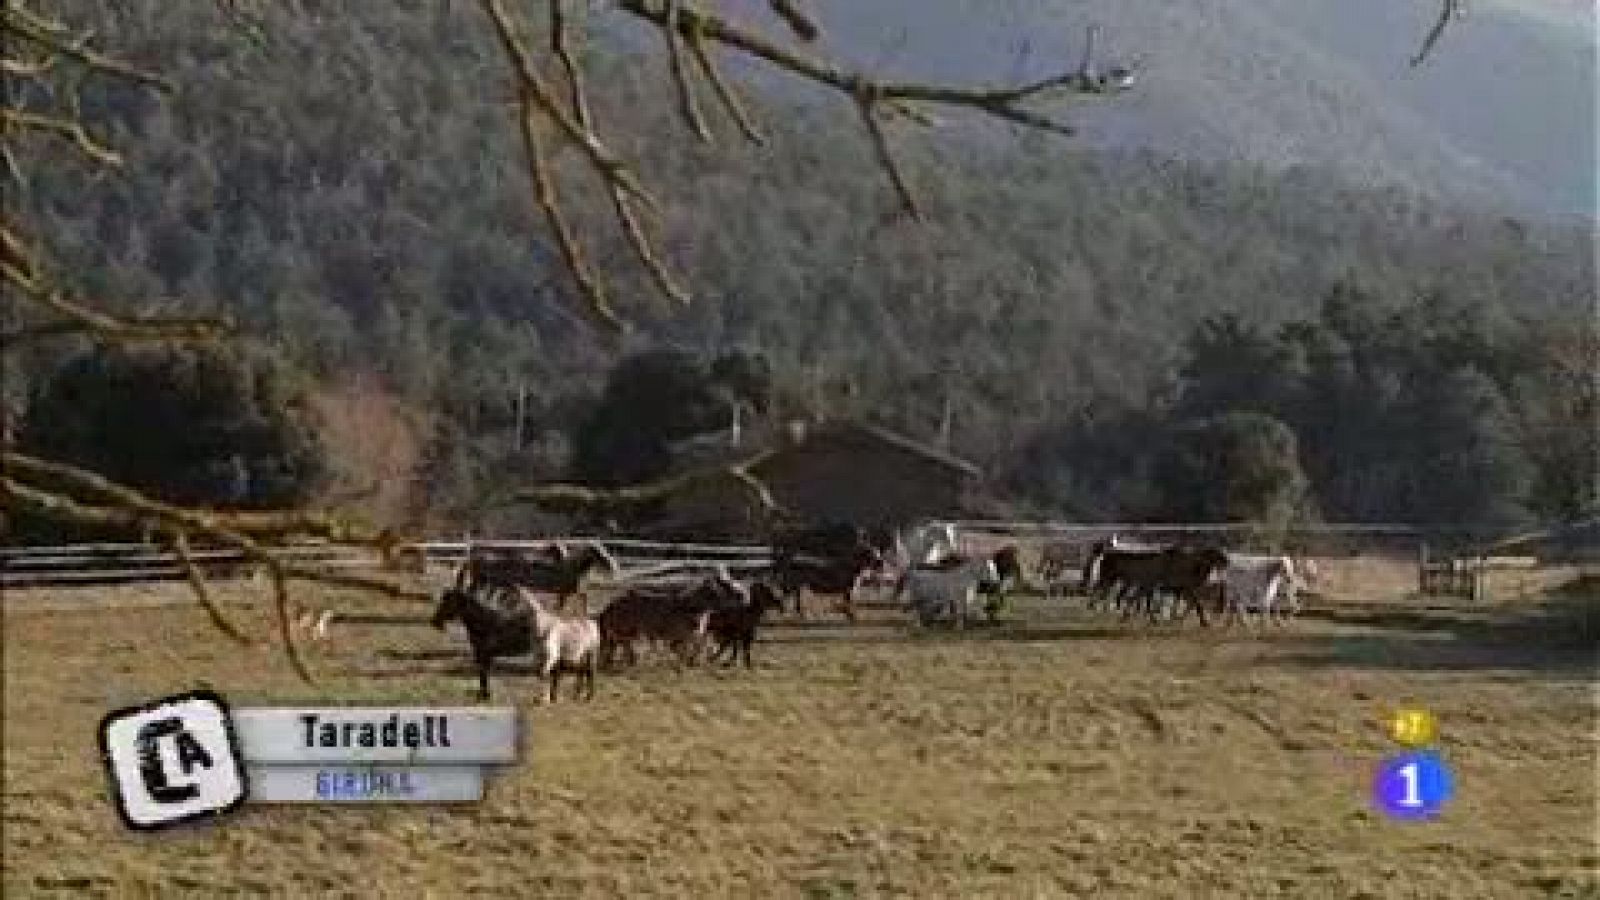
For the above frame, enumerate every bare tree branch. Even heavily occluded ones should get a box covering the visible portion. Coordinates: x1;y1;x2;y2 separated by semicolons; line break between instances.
545;0;691;307
2;107;123;166
1;4;172;91
3;452;383;544
495;448;786;521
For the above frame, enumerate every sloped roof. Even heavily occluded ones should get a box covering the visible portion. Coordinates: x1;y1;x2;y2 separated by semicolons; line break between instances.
665;418;982;480
1486;517;1600;555
788;420;983;479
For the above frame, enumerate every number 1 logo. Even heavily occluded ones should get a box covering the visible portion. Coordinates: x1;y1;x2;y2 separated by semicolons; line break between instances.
1374;752;1453;820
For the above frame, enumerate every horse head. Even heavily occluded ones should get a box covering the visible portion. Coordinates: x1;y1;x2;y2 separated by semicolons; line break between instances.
707;568;748;606
748;581;783;614
975;556;1002;590
431;588;475;630
575;542;620;578
992;545;1023;583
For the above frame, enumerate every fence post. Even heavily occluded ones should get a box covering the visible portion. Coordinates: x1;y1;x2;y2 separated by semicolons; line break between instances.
1417;540;1428;595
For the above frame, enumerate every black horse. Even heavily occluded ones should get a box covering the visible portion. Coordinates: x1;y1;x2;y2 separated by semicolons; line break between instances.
768;522;888;622
1107;544;1231;626
705;581;785;668
431;587;532;700
1081;539;1170;612
976;544;1025;621
454;542;619;614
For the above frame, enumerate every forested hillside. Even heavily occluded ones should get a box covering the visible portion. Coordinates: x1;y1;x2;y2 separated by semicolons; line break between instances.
7;1;1595;536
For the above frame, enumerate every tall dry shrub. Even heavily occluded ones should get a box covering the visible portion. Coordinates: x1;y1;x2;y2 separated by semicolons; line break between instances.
306;372;429;531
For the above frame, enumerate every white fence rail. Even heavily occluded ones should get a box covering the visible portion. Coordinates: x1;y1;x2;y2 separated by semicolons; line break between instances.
1;536;773;592
3;521;1555;596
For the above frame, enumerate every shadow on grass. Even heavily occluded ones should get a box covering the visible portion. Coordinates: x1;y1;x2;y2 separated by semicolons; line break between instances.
333;660;541;679
1268;581;1599;679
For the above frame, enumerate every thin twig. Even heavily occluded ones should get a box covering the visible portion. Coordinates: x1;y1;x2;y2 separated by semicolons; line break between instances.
610;188;690;306
768;0;820;42
664;0;713;143
1412;0;1464;67
854;88;921;221
547;0;593;131
170;530;254;645
688;22;764;145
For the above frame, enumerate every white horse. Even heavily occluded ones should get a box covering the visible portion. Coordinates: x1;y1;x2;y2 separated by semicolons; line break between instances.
1220;554;1300;626
903;556;1001;629
520;588;602;703
900;521;960;569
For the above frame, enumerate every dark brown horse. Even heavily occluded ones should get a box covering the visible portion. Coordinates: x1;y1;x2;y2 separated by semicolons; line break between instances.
595;572;744;670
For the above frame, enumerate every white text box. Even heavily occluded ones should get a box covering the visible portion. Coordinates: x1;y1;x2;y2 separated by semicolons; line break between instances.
234;708;517;764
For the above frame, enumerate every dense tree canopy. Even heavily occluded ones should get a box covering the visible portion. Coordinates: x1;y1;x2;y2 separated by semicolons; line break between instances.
15;344;327;540
8;1;1595;539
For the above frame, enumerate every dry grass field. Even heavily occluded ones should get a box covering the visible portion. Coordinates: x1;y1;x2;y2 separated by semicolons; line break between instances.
4;562;1597;898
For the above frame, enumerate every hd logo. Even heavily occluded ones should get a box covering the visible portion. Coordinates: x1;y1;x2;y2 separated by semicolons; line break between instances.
98;690;248;830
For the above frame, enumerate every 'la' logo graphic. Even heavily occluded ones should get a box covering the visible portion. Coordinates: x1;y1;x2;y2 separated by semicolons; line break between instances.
99;690;248;830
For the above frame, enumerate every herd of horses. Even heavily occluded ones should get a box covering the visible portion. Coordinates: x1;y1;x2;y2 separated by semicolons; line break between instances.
412;522;1315;702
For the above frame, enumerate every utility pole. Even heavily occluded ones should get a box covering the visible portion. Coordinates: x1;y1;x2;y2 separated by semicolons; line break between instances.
512;381;527;451
937;379;954;449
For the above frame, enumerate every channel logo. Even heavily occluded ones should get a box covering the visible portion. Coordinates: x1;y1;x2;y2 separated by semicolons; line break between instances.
99;692;519;827
98;690;249;831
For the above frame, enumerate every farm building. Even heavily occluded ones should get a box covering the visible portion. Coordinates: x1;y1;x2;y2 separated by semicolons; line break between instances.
634;418;984;540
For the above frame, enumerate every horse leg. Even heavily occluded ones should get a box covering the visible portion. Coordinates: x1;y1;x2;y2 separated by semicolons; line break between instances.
741;636;753;668
475;654;492;702
1119;586;1142;622
1190;589;1210;627
542;653;558;704
839;588;857;624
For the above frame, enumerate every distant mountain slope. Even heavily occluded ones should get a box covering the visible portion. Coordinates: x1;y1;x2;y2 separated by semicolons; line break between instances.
712;0;1596;218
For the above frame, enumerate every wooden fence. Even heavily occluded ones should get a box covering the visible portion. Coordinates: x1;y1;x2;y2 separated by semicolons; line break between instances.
0;536;773;593
0;542;376;590
3;520;1572;605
